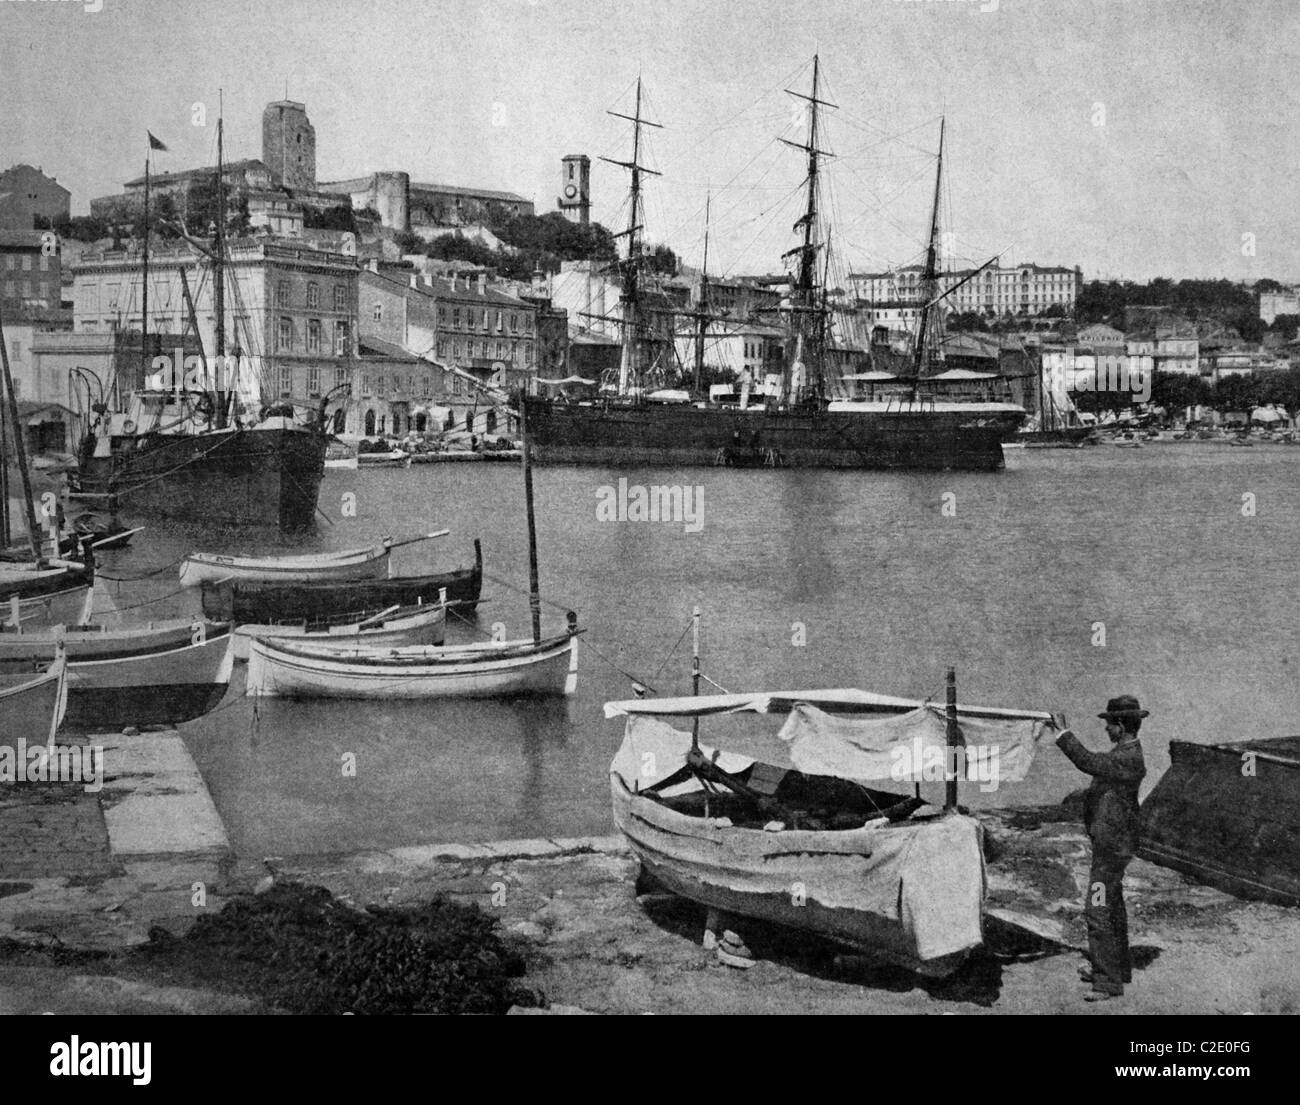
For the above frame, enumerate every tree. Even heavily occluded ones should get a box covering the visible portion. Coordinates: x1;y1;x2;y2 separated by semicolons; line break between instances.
647;243;679;277
947;312;988;332
1255;278;1286;293
1269;314;1300;341
304;203;358;234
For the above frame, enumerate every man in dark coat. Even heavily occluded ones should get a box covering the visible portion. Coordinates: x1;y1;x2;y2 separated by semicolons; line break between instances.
1054;695;1147;1002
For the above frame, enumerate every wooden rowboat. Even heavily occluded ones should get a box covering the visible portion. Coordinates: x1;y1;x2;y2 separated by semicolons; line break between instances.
178;538;420;589
246;629;579;699
201;539;483;622
0;633;235;732
604;622;1058;976
0;654;67;753
3;585;95;630
0;618;231;663
232;601;446;661
0;559;93;596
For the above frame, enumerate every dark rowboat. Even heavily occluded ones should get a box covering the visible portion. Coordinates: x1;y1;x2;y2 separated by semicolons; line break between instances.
200;539;483;623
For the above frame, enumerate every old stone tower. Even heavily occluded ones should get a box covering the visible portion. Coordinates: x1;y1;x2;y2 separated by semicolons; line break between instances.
558;154;590;225
262;101;316;191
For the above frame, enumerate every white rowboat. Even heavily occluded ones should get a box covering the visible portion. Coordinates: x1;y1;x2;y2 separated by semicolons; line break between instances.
232;601;446;660
246;632;579;699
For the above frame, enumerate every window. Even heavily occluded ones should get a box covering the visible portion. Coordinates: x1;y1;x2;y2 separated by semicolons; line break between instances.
361;373;372;397
509;312;518;332
278;318;293;350
39;256;49;272
453;375;463;396
21;255;32;272
2;281;11;298
336;366;349;389
307;319;321;353
333;285;347;311
454;340;463;359
422;374;431;397
275;280;289;307
452;308;461;328
377;373;386;397
279;365;293;396
377;416;386;435
373;303;382;322
436;338;447;358
21;281;31;297
496;310;503;331
3;255;12;270
307;366;320;396
496;341;506;360
438;306;447;325
307;283;320;309
407;374;415;394
482;308;489;330
333;320;349;355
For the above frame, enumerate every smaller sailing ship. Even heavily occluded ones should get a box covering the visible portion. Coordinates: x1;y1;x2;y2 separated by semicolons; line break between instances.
69;114;332;530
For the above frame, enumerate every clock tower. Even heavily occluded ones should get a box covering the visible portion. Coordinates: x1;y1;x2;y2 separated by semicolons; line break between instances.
558;154;590;226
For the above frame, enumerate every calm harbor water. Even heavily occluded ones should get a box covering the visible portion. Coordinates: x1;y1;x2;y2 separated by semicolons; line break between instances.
71;444;1300;858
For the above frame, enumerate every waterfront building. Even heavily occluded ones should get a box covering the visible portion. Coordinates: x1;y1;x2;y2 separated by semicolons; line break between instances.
849;262;1082;317
1;229;62;315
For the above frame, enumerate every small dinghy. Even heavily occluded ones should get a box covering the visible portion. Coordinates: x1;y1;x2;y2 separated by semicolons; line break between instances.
0;653;67;751
232;600;446;661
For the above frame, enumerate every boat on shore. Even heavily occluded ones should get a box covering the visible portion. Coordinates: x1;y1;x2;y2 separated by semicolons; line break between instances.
0;653;66;752
232;600;446;661
246;628;578;699
605;613;1056;975
199;539;484;622
177;530;446;589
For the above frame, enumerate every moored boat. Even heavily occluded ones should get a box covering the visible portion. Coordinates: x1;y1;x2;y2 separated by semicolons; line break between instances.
0;617;230;662
0;654;67;753
232;600;446;661
200;539;483;621
179;530;447;587
245;629;578;699
3;585;95;630
0;632;235;731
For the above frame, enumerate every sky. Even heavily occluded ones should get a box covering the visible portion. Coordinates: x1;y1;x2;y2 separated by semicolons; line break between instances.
2;0;1297;284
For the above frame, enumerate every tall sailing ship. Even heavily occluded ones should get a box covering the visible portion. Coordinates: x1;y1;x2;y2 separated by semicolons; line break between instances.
70;114;330;530
523;59;1027;471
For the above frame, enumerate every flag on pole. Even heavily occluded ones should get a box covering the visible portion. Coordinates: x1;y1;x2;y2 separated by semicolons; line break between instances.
147;132;168;151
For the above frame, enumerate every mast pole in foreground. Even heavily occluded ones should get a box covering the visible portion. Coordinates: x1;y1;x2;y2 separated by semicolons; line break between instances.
691;605;701;752
945;666;960;811
0;303;42;561
912;117;946;396
521;399;542;644
142;153;150;383
213;95;229;429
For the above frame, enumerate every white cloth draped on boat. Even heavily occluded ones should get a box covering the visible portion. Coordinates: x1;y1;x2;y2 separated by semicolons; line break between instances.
776;703;1051;784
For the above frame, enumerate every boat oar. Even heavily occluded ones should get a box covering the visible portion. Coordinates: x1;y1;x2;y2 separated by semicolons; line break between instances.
91;526;144;549
383;529;450;551
356;604;401;628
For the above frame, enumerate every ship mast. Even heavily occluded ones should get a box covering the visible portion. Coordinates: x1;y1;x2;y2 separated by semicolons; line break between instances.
601;79;661;397
911;116;945;395
213;96;229;429
780;55;836;404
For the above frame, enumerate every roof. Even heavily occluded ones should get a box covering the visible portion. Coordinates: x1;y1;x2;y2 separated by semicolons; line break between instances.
411;182;529;204
122;159;269;188
361;267;530;309
358;336;424;363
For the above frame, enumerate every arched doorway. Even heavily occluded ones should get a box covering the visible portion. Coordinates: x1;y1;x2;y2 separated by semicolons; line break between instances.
364;409;376;436
333;408;346;434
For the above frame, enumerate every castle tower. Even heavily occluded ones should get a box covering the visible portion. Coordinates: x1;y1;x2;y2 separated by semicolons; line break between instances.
558;154;590;226
262;101;316;191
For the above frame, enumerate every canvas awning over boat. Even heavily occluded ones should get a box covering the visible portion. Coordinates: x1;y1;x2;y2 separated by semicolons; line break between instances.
606;689;1056;784
840;371;897;382
536;376;597;386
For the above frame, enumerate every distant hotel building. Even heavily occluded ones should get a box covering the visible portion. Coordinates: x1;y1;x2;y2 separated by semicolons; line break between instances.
849;263;1083;317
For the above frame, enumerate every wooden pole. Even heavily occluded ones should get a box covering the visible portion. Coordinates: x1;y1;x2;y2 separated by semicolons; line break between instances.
0;370;10;548
945;666;959;811
0;303;42;561
690;605;701;751
520;398;541;643
141;153;150;381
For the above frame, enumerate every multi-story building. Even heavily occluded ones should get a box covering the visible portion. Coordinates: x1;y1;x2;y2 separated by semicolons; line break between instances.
69;240;360;407
1;229;62;315
0;165;72;231
358;264;538;435
1259;288;1300;325
672;321;784;383
691;276;783;322
318;172;534;234
849;262;1082;317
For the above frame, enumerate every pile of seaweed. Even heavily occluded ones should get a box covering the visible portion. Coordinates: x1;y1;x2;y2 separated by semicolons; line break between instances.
135;882;541;1015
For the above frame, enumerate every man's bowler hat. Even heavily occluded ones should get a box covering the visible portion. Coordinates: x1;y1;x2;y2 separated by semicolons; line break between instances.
1098;695;1150;720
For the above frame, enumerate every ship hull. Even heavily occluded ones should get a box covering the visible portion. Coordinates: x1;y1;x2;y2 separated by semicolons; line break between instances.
523;399;1020;471
74;427;327;531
